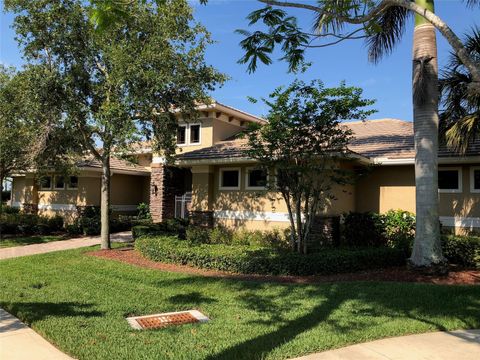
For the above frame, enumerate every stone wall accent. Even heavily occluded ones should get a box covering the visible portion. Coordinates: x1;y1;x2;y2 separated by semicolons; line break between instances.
150;165;191;223
307;216;340;252
189;211;214;228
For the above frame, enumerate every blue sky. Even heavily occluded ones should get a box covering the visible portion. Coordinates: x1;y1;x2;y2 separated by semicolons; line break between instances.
1;1;478;120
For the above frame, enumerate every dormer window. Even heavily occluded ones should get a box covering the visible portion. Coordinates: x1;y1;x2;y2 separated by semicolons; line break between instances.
176;125;187;145
176;123;201;146
190;124;201;144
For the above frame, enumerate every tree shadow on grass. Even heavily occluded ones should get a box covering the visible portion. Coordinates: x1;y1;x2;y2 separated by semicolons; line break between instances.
205;282;480;360
1;302;104;327
168;291;218;306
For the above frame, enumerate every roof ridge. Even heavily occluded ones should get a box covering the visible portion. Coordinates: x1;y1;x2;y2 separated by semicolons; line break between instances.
344;118;411;124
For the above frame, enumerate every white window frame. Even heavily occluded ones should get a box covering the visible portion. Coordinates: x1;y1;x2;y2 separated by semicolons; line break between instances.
470;166;480;193
39;176;52;190
245;167;268;190
219;167;241;191
438;167;462;194
188;123;202;145
176;123;202;146
67;176;79;190
53;175;66;190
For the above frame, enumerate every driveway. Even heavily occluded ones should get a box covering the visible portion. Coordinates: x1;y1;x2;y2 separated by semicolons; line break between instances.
0;231;132;260
291;329;480;360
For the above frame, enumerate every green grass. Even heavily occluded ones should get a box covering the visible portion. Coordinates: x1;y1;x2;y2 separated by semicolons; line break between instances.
0;247;479;360
0;235;67;248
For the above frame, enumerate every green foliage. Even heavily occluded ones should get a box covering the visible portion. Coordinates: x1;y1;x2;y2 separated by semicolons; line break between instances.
442;235;480;268
136;203;151;220
132;219;188;239
245;79;375;253
383;210;416;251
186;226;211;244
2;206;20;214
440;27;480;154
342;212;386;247
343;210;416;250
0;213;65;235
136;235;406;276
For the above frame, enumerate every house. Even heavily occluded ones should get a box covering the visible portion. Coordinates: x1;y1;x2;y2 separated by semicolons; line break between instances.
10;102;480;234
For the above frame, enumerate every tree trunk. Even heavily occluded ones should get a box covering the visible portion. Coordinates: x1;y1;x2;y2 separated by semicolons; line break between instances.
409;0;446;270
100;157;111;250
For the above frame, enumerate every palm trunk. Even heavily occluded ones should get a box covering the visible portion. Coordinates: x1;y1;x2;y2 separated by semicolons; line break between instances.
100;157;111;250
409;0;446;270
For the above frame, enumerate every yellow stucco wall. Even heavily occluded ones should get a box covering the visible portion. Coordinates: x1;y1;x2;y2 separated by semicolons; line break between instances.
355;164;480;219
212;119;243;143
190;162;357;231
111;174;148;205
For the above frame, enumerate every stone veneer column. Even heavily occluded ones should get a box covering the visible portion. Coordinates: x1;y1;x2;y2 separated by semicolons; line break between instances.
150;163;166;223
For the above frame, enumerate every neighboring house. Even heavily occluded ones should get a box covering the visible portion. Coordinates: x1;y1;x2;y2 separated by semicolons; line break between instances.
10;102;480;234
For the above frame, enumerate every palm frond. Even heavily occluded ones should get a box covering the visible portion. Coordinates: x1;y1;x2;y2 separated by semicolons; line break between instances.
440;26;480;154
366;6;411;64
463;0;480;8
445;115;480;154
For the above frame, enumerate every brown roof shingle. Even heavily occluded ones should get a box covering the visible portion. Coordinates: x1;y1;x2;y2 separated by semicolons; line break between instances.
78;156;150;174
177;119;479;162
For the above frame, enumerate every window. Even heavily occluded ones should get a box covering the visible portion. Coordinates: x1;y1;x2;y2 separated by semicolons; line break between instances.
68;176;79;189
176;123;201;145
438;168;462;193
471;167;480;193
190;124;201;144
176;125;186;145
54;176;65;190
246;168;268;190
219;168;240;190
39;176;52;190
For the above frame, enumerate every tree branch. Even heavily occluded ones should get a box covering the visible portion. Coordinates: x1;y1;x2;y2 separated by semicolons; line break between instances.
259;0;480;92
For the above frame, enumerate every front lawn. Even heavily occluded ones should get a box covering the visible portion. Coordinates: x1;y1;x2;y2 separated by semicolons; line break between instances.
0;235;67;248
0;247;479;360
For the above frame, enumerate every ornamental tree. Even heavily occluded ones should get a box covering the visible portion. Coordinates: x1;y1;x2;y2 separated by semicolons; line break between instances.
5;0;224;249
244;80;375;254
235;0;480;271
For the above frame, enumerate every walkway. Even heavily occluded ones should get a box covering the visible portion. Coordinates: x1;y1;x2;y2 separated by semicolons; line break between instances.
0;309;73;360
0;231;132;260
292;329;480;360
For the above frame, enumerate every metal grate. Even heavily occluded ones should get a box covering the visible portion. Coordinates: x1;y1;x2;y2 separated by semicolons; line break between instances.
127;310;209;330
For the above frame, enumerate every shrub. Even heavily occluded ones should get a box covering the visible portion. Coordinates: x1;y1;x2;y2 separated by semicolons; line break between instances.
137;203;151;220
383;210;416;252
185;226;211;244
132;219;188;239
342;212;386;247
47;215;64;232
442;235;480;268
136;236;406;276
65;223;82;235
2;206;20;214
80;217;101;236
209;226;233;244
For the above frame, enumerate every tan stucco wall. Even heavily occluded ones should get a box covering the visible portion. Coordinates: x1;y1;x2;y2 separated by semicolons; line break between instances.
355;165;416;213
136;154;152;167
175;118;214;154
212;119;243;143
190;162;357;230
356;164;480;219
215;218;290;231
111;174;148;205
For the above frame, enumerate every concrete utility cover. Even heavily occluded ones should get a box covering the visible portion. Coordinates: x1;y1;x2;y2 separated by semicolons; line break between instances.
126;310;209;330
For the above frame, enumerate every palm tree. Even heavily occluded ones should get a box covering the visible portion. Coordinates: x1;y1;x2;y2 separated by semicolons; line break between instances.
440;27;480;154
368;0;445;269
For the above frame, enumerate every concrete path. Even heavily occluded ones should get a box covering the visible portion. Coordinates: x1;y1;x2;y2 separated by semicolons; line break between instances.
0;309;73;360
292;329;480;360
0;231;132;260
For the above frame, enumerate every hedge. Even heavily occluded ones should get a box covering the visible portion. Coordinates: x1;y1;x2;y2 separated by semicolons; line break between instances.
135;236;406;276
442;235;480;268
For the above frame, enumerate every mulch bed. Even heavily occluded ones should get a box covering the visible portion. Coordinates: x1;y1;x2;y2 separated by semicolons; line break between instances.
88;248;480;285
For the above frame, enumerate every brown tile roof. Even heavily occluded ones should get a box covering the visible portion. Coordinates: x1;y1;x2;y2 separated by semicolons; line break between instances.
78;156;150;174
177;118;479;163
345;119;415;159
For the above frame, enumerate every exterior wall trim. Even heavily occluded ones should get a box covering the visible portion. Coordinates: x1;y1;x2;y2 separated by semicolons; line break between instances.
214;210;291;222
37;204;77;211
440;216;480;229
470;166;480;193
